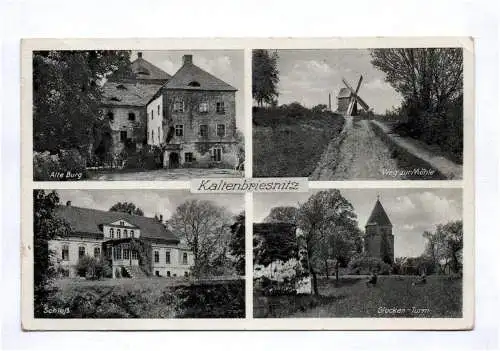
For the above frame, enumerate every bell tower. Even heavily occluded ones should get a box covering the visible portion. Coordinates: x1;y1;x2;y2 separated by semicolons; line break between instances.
364;196;394;264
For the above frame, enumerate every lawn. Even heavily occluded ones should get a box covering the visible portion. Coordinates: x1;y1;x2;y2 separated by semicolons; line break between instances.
254;275;462;318
252;108;344;177
40;277;245;319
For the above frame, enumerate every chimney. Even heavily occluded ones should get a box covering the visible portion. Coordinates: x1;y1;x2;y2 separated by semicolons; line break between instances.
137;52;143;59
183;54;193;65
66;201;71;206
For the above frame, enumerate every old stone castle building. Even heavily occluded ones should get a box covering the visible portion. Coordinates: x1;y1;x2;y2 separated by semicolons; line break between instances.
364;197;395;264
97;52;238;168
49;202;193;278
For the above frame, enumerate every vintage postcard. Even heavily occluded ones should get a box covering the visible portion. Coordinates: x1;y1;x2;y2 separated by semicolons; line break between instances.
21;38;474;330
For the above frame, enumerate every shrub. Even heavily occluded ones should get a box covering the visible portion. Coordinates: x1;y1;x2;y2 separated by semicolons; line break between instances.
33;149;87;181
76;256;111;280
348;254;388;275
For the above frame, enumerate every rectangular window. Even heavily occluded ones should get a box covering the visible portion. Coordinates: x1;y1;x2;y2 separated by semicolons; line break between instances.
131;250;138;260
94;247;101;258
211;148;222;162
199;124;208;137
175;125;184;137
154;251;159;263
217;124;226;137
158;127;161;143
62;245;69;261
120;131;127;142
78;246;85;258
173;101;184;113
130;230;134;238
114;247;122;260
128;112;136;121
216;101;225;114
157;105;160;116
116;229;121;239
123;229;128;238
106;247;112;259
185;152;193;163
123;248;130;260
182;252;188;265
110;228;114;238
165;251;171;264
151;110;154;120
199;102;209;113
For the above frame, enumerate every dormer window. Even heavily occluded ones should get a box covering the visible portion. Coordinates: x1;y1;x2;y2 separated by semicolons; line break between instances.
110;97;121;102
120;221;124;226
136;69;150;75
188;81;201;87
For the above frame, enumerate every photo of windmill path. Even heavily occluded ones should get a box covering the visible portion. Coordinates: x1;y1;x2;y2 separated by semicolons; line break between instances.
252;49;464;180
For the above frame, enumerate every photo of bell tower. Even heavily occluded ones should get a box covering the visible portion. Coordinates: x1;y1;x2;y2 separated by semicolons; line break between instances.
364;196;395;264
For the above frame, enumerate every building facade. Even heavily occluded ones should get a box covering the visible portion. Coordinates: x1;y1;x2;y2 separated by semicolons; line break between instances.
146;55;239;169
364;197;395;264
49;203;193;278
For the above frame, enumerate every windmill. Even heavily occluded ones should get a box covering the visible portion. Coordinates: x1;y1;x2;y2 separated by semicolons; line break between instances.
337;75;370;116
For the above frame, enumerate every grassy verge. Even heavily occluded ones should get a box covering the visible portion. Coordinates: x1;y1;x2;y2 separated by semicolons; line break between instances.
254;276;462;318
253;107;344;177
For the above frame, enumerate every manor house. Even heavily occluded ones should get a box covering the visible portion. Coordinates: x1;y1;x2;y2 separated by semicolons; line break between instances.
97;52;238;168
49;202;194;278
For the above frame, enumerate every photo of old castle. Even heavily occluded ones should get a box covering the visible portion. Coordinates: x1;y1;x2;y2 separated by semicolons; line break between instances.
33;50;244;181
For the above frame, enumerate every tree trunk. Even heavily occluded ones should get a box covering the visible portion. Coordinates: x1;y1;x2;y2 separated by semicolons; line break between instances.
311;270;319;296
335;259;340;282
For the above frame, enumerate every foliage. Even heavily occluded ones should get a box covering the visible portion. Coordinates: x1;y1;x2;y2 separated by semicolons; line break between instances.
234;130;245;171
422;220;463;274
263;206;299;225
169;200;233;277
33;150;88;181
176;280;245;318
348;253;389;275
76;255;112;279
228;212;245;276
109;202;144;216
33;50;132;154
33;190;71;317
254;259;304;296
370;48;463;162
297;190;360;293
129;239;153;276
253;223;299;267
252;49;280;107
311;104;329;114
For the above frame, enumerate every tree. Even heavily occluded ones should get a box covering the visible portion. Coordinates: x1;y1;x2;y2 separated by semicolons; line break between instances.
229;212;245;276
297;190;359;294
370;48;463;117
109;202;144;216
252;49;280;107
33;190;70;316
33;50;132;154
311;104;328;114
169;200;232;277
263;206;299;225
423;220;463;274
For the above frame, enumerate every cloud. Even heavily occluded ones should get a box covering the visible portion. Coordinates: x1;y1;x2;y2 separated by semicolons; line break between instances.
363;77;392;91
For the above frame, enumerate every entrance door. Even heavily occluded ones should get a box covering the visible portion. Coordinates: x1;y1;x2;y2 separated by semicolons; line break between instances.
169;152;180;168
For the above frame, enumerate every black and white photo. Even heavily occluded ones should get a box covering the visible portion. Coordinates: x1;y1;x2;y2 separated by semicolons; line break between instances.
252;49;463;180
33;50;245;181
33;189;245;318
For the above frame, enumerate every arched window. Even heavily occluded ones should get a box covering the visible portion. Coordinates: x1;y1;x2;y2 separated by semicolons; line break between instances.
130;230;134;238
110;228;114;238
78;246;85;258
123;229;128;238
117;229;121;239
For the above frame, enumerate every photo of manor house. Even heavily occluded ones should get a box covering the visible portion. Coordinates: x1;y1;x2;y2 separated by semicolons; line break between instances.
50;202;193;279
32;50;244;181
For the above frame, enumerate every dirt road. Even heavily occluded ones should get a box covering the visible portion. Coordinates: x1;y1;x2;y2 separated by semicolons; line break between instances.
311;116;401;180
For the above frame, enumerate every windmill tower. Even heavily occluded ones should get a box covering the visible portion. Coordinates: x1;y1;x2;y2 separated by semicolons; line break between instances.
364;196;394;264
336;75;371;116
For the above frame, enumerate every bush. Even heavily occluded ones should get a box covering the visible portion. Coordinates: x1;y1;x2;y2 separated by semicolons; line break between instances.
348;254;388;275
33;149;87;181
76;256;111;280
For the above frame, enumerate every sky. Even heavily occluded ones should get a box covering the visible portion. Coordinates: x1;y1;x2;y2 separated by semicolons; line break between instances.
274;49;403;114
133;50;245;131
56;189;244;221
253;189;463;257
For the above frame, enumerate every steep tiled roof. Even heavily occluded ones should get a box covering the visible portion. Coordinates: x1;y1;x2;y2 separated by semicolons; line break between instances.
55;205;180;243
366;199;392;226
165;61;236;91
101;82;162;107
129;56;172;82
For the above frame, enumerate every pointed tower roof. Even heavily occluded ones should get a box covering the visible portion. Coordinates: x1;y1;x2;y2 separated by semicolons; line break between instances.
165;54;237;91
366;198;392;226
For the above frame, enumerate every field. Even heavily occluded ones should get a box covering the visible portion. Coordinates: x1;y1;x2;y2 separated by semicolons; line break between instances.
254;275;462;318
252;107;345;177
39;277;245;319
